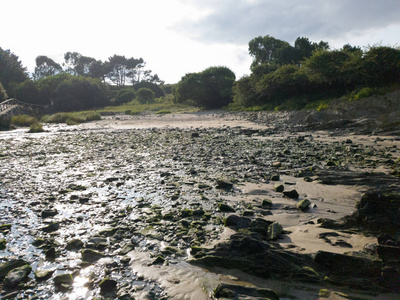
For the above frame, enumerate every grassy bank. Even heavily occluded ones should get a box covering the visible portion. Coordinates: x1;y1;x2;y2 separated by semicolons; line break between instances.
97;97;199;115
41;112;101;125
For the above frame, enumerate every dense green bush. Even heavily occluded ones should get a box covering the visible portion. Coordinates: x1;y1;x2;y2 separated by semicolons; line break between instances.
11;114;38;126
15;74;109;111
136;88;155;104
134;81;165;98
54;76;109;112
114;88;136;105
231;37;400;109
174;66;236;109
28;121;44;133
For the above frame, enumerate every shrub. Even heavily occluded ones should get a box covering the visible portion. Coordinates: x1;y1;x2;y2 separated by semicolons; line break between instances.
28;121;44;133
134;81;165;98
174;66;236;109
114;88;136;105
11;114;38;126
41;112;101;124
136;88;155;104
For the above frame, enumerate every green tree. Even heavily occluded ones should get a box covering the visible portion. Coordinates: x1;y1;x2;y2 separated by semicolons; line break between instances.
14;80;42;104
248;35;290;71
302;50;352;86
114;88;136;105
174;66;236;109
134;81;165;98
34;56;63;80
0;47;29;94
136;88;155;104
54;76;109;111
106;55;144;86
361;46;400;86
232;75;261;107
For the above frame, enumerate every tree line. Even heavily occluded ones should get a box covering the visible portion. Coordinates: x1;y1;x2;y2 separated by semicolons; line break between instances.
232;36;400;109
0;49;164;111
1;35;400;112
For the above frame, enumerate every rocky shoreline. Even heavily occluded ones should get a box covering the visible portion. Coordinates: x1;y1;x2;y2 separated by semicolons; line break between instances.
0;108;399;299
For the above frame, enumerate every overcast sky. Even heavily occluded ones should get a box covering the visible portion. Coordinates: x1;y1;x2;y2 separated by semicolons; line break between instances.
2;0;399;83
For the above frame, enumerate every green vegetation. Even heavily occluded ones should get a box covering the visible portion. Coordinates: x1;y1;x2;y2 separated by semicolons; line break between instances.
41;112;101;125
11;114;38;127
231;35;400;110
28;121;45;133
99;96;199;115
136;88;155;104
1;36;399;117
174;66;236;109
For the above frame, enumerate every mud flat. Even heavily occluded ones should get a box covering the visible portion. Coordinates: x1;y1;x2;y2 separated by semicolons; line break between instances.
0;111;399;299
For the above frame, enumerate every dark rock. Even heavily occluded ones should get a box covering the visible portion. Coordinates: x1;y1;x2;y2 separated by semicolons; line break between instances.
297;199;311;211
376;245;400;263
283;189;299;199
41;209;58;218
214;283;279;300
0;259;28;280
99;278;118;295
0;238;6;250
314;250;381;278
216;179;234;189
45;247;56;260
261;199;273;208
381;266;400;292
224;215;251;230
190;233;311;279
66;239;84;251
35;269;55;281
81;249;105;263
54;273;73;292
0;224;12;233
41;222;59;233
218;203;235;212
151;255;165;265
267;222;282;240
119;243;136;255
273;184;284;192
3;264;32;288
270;174;280;181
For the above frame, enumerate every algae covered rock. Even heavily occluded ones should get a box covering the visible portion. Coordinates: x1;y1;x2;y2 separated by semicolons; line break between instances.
297;199;311;211
267;222;282;240
35;269;54;281
214;283;279;300
224;214;251;230
3;264;32;288
81;249;104;263
313;250;381;278
273;184;284;192
99;278;118;295
283;189;299;199
216;179;234;189
54;273;74;292
218;203;235;212
0;259;28;280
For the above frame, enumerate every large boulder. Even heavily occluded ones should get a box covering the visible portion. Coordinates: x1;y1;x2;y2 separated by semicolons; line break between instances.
3;264;32;288
313;250;381;278
0;259;28;280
